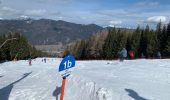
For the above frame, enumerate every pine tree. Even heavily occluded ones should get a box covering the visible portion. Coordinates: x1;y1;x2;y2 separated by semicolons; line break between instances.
85;35;96;59
126;34;132;57
75;40;87;59
160;25;167;56
102;28;127;59
112;29;127;58
139;27;147;57
130;26;141;57
102;28;116;59
0;32;45;62
165;37;170;56
156;22;162;50
102;28;117;59
63;23;170;60
146;30;158;57
164;23;170;57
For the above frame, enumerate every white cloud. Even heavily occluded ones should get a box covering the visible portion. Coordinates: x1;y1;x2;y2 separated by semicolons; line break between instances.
146;16;166;23
25;9;46;16
0;0;169;28
57;16;63;20
0;6;19;17
109;20;122;27
1;6;17;12
110;20;122;24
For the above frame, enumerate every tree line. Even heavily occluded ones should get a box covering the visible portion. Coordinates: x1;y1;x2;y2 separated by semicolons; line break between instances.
64;22;170;60
0;32;47;62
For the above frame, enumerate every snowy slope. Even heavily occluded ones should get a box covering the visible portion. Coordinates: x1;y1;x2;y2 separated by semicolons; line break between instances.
0;58;170;100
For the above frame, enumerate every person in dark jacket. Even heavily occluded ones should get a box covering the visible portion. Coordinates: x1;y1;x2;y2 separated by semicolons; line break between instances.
119;48;127;62
44;58;46;63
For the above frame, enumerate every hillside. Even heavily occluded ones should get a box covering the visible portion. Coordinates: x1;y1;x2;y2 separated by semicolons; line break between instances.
0;19;103;45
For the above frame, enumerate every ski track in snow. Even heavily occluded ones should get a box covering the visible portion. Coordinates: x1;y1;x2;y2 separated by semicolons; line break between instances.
0;58;170;100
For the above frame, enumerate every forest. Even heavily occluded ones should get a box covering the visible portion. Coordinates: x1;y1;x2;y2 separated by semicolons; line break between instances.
64;22;170;60
0;32;47;62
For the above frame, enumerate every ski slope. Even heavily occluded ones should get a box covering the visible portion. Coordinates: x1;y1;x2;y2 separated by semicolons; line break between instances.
0;58;170;100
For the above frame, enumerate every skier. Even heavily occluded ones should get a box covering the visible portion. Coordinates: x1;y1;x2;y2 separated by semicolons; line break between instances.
129;50;135;59
44;58;46;63
119;48;127;62
28;58;32;66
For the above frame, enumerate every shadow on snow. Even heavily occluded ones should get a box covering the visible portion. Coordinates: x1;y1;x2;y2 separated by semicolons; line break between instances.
0;72;32;100
53;86;61;100
125;88;148;100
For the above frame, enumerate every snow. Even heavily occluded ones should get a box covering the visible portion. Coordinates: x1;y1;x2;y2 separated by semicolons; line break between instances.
0;58;170;100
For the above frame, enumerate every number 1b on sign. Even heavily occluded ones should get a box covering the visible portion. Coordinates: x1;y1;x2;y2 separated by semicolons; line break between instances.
64;60;72;69
59;55;76;72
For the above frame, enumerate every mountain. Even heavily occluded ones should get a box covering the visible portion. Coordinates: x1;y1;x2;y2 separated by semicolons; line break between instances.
0;19;103;45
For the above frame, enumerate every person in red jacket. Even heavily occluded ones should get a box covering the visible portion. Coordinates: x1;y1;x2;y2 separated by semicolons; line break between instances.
129;50;135;59
28;58;32;66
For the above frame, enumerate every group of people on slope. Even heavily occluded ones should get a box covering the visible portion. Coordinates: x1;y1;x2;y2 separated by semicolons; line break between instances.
28;58;47;66
118;48;162;62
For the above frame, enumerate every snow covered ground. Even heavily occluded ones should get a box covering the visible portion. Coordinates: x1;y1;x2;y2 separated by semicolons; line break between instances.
0;58;170;100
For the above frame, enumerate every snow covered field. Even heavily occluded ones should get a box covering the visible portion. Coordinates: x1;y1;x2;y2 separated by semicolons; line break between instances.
0;58;170;100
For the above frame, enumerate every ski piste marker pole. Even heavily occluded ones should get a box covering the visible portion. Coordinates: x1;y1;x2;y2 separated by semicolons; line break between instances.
58;55;76;100
60;77;66;100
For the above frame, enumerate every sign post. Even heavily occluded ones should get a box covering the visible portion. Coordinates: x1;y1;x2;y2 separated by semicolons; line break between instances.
58;55;76;100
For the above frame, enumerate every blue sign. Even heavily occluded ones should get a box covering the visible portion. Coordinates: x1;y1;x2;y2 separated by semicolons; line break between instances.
59;55;76;72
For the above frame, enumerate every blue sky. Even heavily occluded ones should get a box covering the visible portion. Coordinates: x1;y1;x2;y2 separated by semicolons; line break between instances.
0;0;170;28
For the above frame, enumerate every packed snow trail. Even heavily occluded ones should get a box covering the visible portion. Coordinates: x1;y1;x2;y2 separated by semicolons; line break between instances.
0;58;170;100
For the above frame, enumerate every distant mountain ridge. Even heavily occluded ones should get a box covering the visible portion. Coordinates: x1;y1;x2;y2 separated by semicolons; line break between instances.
0;18;103;44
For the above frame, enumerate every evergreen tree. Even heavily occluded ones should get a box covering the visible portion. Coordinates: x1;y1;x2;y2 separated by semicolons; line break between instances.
126;34;132;57
112;29;127;58
63;23;170;60
165;37;170;56
85;36;96;59
139;25;149;57
102;28;116;59
146;30;158;57
130;26;141;57
164;23;170;56
160;25;167;56
75;40;87;59
0;32;45;62
156;22;162;50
